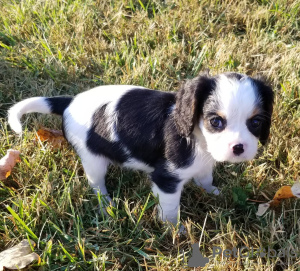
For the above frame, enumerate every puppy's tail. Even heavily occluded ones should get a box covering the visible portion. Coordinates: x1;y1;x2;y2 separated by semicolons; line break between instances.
8;96;73;135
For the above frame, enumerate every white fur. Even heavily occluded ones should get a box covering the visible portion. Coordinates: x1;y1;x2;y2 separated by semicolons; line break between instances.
64;85;138;147
8;97;50;135
200;75;259;163
152;182;183;223
105;101;120;142
174;130;214;181
123;158;154;172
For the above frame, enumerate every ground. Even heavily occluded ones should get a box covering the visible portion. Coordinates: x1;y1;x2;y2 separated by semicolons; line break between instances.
0;0;300;270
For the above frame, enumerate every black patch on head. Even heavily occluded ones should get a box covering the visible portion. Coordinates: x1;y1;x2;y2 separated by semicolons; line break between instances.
174;75;216;137
86;103;128;163
116;88;176;167
250;77;274;145
46;96;73;115
246;117;263;138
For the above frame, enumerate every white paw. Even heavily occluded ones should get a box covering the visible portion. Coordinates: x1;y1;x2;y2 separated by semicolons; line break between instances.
203;185;220;195
162;220;187;235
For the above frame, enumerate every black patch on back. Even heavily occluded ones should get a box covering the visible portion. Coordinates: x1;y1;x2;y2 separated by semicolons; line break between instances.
116;88;176;167
86;103;128;163
46;96;73;115
86;87;200;194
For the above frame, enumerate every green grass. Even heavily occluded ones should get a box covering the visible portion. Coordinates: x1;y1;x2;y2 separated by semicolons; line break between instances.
0;0;300;270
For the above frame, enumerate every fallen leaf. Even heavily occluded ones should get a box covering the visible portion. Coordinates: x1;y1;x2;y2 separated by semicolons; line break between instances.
0;150;20;181
36;128;66;149
256;203;271;216
256;181;300;216
269;186;296;207
0;240;40;270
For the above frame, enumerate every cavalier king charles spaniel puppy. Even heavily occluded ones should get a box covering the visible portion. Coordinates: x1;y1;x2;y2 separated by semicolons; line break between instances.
8;72;273;224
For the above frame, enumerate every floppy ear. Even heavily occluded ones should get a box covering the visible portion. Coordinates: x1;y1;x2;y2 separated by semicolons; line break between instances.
174;75;215;137
253;77;274;145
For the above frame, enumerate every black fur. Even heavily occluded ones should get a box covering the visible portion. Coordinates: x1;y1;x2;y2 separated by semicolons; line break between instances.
164;118;195;168
86;104;129;163
115;88;175;167
174;75;216;137
251;77;274;145
46;97;73;115
151;162;181;193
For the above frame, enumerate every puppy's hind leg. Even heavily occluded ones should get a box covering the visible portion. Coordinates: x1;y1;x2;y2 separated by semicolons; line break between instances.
79;150;112;213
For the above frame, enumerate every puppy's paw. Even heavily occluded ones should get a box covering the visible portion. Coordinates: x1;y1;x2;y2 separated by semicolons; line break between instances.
194;176;219;195
162;220;187;236
204;185;220;195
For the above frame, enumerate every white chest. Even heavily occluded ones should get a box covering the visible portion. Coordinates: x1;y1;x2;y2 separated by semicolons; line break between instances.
173;147;215;181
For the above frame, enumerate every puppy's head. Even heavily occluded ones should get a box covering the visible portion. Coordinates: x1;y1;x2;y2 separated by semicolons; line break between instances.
174;72;274;163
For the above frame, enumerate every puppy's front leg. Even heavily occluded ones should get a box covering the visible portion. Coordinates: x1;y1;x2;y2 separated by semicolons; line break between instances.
151;182;183;224
194;172;220;195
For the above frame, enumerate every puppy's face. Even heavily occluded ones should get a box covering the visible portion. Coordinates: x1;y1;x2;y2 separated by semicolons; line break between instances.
174;73;274;163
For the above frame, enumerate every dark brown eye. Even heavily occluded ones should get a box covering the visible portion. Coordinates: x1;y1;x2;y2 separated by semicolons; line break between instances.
210;116;225;129
251;118;261;128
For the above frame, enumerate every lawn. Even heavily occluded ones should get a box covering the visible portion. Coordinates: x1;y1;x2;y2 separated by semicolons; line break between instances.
0;0;300;270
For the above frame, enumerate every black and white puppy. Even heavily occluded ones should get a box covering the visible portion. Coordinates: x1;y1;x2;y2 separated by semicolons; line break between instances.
8;72;273;224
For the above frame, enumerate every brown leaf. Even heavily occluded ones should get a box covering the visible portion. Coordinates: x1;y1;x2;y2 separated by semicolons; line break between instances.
36;128;66;149
269;186;296;207
0;150;20;181
257;182;300;216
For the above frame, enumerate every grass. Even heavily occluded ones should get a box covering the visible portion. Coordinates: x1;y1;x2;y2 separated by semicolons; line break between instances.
0;0;300;270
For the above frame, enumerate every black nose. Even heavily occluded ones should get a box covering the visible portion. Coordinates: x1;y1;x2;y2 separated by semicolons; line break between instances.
233;144;244;155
